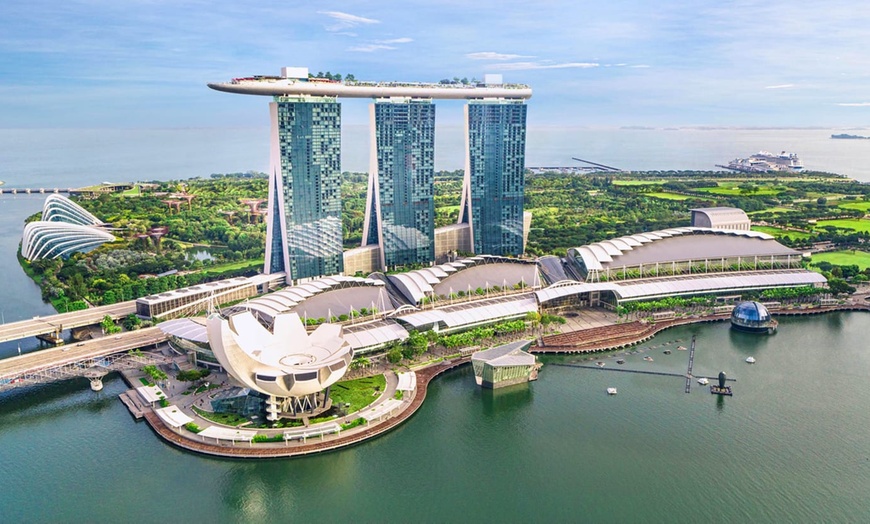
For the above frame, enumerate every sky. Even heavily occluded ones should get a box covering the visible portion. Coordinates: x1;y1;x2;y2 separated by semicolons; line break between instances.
1;0;869;129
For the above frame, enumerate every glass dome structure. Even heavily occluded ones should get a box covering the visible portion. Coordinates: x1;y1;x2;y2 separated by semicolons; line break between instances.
730;301;776;333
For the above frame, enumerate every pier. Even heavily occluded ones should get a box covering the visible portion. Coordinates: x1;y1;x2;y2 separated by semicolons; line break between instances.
685;335;696;393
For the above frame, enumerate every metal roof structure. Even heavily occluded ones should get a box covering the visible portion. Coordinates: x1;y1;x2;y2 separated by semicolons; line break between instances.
386;255;538;304
158;318;209;344
341;322;409;353
567;227;795;273
198;425;257;443
535;270;827;304
472;340;535;368
223;275;387;324
396;295;538;331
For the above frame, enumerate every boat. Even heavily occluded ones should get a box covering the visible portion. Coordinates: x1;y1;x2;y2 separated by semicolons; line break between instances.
676;346;687;351
643;356;654;362
717;151;803;173
745;356;756;364
697;377;709;385
616;359;625;365
663;349;672;355
606;387;618;395
596;361;606;367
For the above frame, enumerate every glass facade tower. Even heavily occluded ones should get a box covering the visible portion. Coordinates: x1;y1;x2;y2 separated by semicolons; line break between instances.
264;96;344;282
362;100;435;269
460;100;528;256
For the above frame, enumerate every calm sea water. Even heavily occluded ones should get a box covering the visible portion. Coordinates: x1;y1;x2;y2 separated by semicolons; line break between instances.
2;126;870;187
1;315;869;522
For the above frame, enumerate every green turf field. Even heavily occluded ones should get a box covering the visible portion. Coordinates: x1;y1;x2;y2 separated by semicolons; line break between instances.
751;226;812;239
815;219;870;233
809;250;870;270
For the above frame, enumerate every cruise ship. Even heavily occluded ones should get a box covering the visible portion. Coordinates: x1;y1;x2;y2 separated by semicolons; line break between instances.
718;151;803;173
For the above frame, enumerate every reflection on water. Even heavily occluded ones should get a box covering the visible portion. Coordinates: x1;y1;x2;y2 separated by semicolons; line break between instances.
479;382;534;416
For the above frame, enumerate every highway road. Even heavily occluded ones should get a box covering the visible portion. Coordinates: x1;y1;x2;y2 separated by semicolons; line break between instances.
0;301;137;343
0;326;167;379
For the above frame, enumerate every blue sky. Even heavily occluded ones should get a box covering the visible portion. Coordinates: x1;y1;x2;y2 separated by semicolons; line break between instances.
1;0;869;128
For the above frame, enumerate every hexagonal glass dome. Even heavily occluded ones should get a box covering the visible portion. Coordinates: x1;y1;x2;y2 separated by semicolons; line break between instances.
730;301;775;332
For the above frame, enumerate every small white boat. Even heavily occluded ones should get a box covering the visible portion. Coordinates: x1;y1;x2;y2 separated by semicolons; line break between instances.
676;346;687;351
745;356;756;364
596;361;606;368
606;387;618;395
697;377;709;385
643;356;654;362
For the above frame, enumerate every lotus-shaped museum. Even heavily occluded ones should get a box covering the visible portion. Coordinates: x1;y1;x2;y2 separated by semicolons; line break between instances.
206;310;353;419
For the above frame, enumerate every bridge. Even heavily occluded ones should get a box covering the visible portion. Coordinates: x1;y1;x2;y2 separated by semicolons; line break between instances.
0;301;137;344
0;188;72;195
0;326;169;392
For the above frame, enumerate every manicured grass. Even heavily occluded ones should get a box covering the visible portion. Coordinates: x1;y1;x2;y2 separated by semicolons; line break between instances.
192;406;248;427
611;180;665;186
815;219;870;233
437;205;461;213
809;250;870;270
201;258;264;273
329;374;386;414
748;206;792;215
645;192;693;201
751;226;812;239
837;201;870;212
695;185;781;196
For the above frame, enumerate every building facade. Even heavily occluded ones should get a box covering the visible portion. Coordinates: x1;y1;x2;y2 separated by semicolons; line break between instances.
265;96;344;283
363;99;436;269
460;100;528;257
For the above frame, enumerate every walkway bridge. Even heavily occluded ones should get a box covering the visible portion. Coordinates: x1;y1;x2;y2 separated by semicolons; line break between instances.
0;327;168;392
0;301;137;344
0;188;72;195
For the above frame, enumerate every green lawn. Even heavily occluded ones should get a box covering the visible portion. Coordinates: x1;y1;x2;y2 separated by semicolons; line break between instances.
695;185;781;196
645;192;693;201
837;201;870;212
748;206;792;215
809;250;870;270
751;226;812;239
815;219;870;233
201;258;264;273
192;406;248;427
436;205;460;213
329;374;386;414
612;180;665;186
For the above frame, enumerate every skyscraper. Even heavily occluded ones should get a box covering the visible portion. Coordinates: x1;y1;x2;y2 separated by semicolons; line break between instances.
362;99;436;269
265;96;344;282
460;99;528;256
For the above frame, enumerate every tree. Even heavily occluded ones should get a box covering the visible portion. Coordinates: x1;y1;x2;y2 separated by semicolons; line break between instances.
101;314;121;334
122;313;142;331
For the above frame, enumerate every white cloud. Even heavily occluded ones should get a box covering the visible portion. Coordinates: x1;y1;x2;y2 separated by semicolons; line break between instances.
837;102;870;107
765;84;795;89
629;64;651;68
489;61;600;71
318;11;380;31
378;37;413;44
348;43;396;53
466;51;534;61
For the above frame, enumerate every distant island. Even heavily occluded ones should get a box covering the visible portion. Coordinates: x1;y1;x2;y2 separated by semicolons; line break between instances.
831;133;870;140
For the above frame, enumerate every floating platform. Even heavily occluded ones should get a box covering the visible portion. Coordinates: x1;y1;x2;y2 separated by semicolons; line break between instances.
710;385;733;396
119;390;149;419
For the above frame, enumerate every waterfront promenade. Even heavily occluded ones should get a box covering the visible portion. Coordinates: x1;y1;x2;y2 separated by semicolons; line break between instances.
140;358;470;459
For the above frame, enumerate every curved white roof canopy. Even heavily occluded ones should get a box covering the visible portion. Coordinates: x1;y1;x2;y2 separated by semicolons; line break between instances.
42;194;102;226
207;311;353;398
21;221;116;260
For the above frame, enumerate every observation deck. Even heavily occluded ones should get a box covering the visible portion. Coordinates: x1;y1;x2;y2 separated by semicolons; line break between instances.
208;77;532;100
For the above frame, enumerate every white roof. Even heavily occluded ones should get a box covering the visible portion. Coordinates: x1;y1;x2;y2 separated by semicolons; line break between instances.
198;425;257;442
136;384;166;404
158;318;209;343
360;398;404;421
342;323;409;351
535;270;827;303
396;372;417;392
155;405;194;428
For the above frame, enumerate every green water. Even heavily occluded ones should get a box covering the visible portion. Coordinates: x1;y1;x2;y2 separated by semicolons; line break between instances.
2;313;870;522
